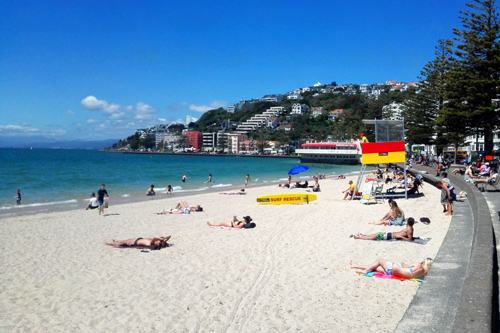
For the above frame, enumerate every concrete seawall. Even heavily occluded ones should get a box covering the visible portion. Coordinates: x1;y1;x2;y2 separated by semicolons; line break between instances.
395;165;499;332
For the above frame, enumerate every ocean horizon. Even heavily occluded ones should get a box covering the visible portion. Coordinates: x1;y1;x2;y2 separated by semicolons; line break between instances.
0;148;364;217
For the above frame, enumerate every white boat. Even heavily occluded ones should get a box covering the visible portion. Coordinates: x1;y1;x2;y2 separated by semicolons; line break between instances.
295;141;362;164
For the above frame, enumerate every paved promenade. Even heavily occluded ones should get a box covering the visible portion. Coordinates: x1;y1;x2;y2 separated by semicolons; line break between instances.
396;164;499;332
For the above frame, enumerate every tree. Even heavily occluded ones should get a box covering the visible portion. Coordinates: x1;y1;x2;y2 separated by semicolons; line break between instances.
451;0;500;152
406;39;455;151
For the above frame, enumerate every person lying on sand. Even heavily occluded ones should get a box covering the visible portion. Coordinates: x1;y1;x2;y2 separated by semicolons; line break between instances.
353;218;414;240
370;200;404;225
105;236;171;250
220;189;246;195
155;200;203;214
350;257;433;279
207;216;252;228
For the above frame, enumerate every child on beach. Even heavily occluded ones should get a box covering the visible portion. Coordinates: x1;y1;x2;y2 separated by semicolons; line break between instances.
15;189;21;205
166;185;173;195
245;174;250;187
85;192;99;210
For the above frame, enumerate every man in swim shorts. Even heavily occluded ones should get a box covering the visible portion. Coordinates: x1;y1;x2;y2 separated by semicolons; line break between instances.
354;218;415;241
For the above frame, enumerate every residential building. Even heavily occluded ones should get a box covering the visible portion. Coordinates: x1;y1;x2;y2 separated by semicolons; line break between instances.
287;94;302;100
202;132;217;152
186;131;203;152
235;107;286;134
260;94;284;102
328;109;343;120
311;107;326;118
382;102;407;120
291;103;309;116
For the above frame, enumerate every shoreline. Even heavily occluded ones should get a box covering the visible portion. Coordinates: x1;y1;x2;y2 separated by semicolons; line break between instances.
0;173;451;331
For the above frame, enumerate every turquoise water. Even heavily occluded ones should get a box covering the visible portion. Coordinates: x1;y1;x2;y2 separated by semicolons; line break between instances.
0;149;362;217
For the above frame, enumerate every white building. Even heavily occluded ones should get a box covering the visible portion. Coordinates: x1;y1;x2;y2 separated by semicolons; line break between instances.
291;103;309;116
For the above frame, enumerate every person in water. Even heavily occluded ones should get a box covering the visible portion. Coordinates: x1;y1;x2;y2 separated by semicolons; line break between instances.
105;236;171;250
146;185;156;196
350;258;433;279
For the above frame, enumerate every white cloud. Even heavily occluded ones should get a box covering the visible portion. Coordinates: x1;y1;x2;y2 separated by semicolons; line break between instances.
133;102;157;120
158;118;167;122
0;124;66;137
65;110;74;115
188;100;228;113
87;119;98;124
81;96;120;114
81;96;108;110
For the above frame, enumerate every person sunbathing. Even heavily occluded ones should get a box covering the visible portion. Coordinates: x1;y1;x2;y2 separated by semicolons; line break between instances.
370;200;405;225
207;216;252;228
158;200;203;214
105;236;171;250
350;257;433;280
220;189;246;195
354;218;414;240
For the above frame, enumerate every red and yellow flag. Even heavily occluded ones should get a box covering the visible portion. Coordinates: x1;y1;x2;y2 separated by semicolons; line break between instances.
361;141;406;165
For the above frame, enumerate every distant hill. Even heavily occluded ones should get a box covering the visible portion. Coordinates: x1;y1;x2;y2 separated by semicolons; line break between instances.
0;138;118;149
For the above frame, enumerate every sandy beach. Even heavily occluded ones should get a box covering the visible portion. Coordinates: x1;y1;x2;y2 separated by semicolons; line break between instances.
0;175;451;332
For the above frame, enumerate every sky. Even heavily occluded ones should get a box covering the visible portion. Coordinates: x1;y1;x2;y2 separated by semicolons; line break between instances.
0;0;469;143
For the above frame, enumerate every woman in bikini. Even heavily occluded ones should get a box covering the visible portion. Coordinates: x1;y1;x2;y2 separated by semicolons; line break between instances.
350;258;434;279
105;236;171;250
370;200;405;225
207;216;252;228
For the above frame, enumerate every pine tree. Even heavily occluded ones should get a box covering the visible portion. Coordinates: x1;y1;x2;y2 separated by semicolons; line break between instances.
452;0;500;152
406;39;455;152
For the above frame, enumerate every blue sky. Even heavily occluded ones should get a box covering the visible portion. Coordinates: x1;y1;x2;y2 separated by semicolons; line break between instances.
0;0;467;142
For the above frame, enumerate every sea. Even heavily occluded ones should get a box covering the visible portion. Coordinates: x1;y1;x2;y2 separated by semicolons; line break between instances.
0;148;364;218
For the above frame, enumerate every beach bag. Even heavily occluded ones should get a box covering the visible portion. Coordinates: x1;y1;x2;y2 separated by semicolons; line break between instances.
243;222;256;229
104;201;109;208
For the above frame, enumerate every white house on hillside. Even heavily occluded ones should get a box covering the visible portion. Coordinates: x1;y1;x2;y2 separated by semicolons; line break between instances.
291;103;309;116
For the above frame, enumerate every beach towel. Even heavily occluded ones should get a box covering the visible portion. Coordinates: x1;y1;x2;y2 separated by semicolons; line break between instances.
362;236;431;244
357;271;423;282
404;237;431;244
209;226;246;230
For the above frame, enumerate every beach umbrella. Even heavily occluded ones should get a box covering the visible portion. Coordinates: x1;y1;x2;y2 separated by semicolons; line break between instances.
288;165;310;175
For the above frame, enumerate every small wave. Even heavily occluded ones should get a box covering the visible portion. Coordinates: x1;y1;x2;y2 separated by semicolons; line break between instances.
1;199;79;210
175;187;209;193
122;194;130;197
211;183;232;188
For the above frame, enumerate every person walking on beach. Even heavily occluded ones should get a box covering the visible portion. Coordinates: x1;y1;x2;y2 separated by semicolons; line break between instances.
15;189;21;205
97;184;109;216
245;174;250;188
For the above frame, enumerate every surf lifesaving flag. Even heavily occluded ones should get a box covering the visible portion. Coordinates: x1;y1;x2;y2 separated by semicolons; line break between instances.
361;141;406;165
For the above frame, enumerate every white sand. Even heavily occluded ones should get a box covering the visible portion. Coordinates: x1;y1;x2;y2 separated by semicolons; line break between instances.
0;176;451;332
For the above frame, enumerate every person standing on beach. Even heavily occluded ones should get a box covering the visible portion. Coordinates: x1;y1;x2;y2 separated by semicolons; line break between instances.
15;189;21;205
97;184;109;216
360;133;369;143
245;174;250;187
